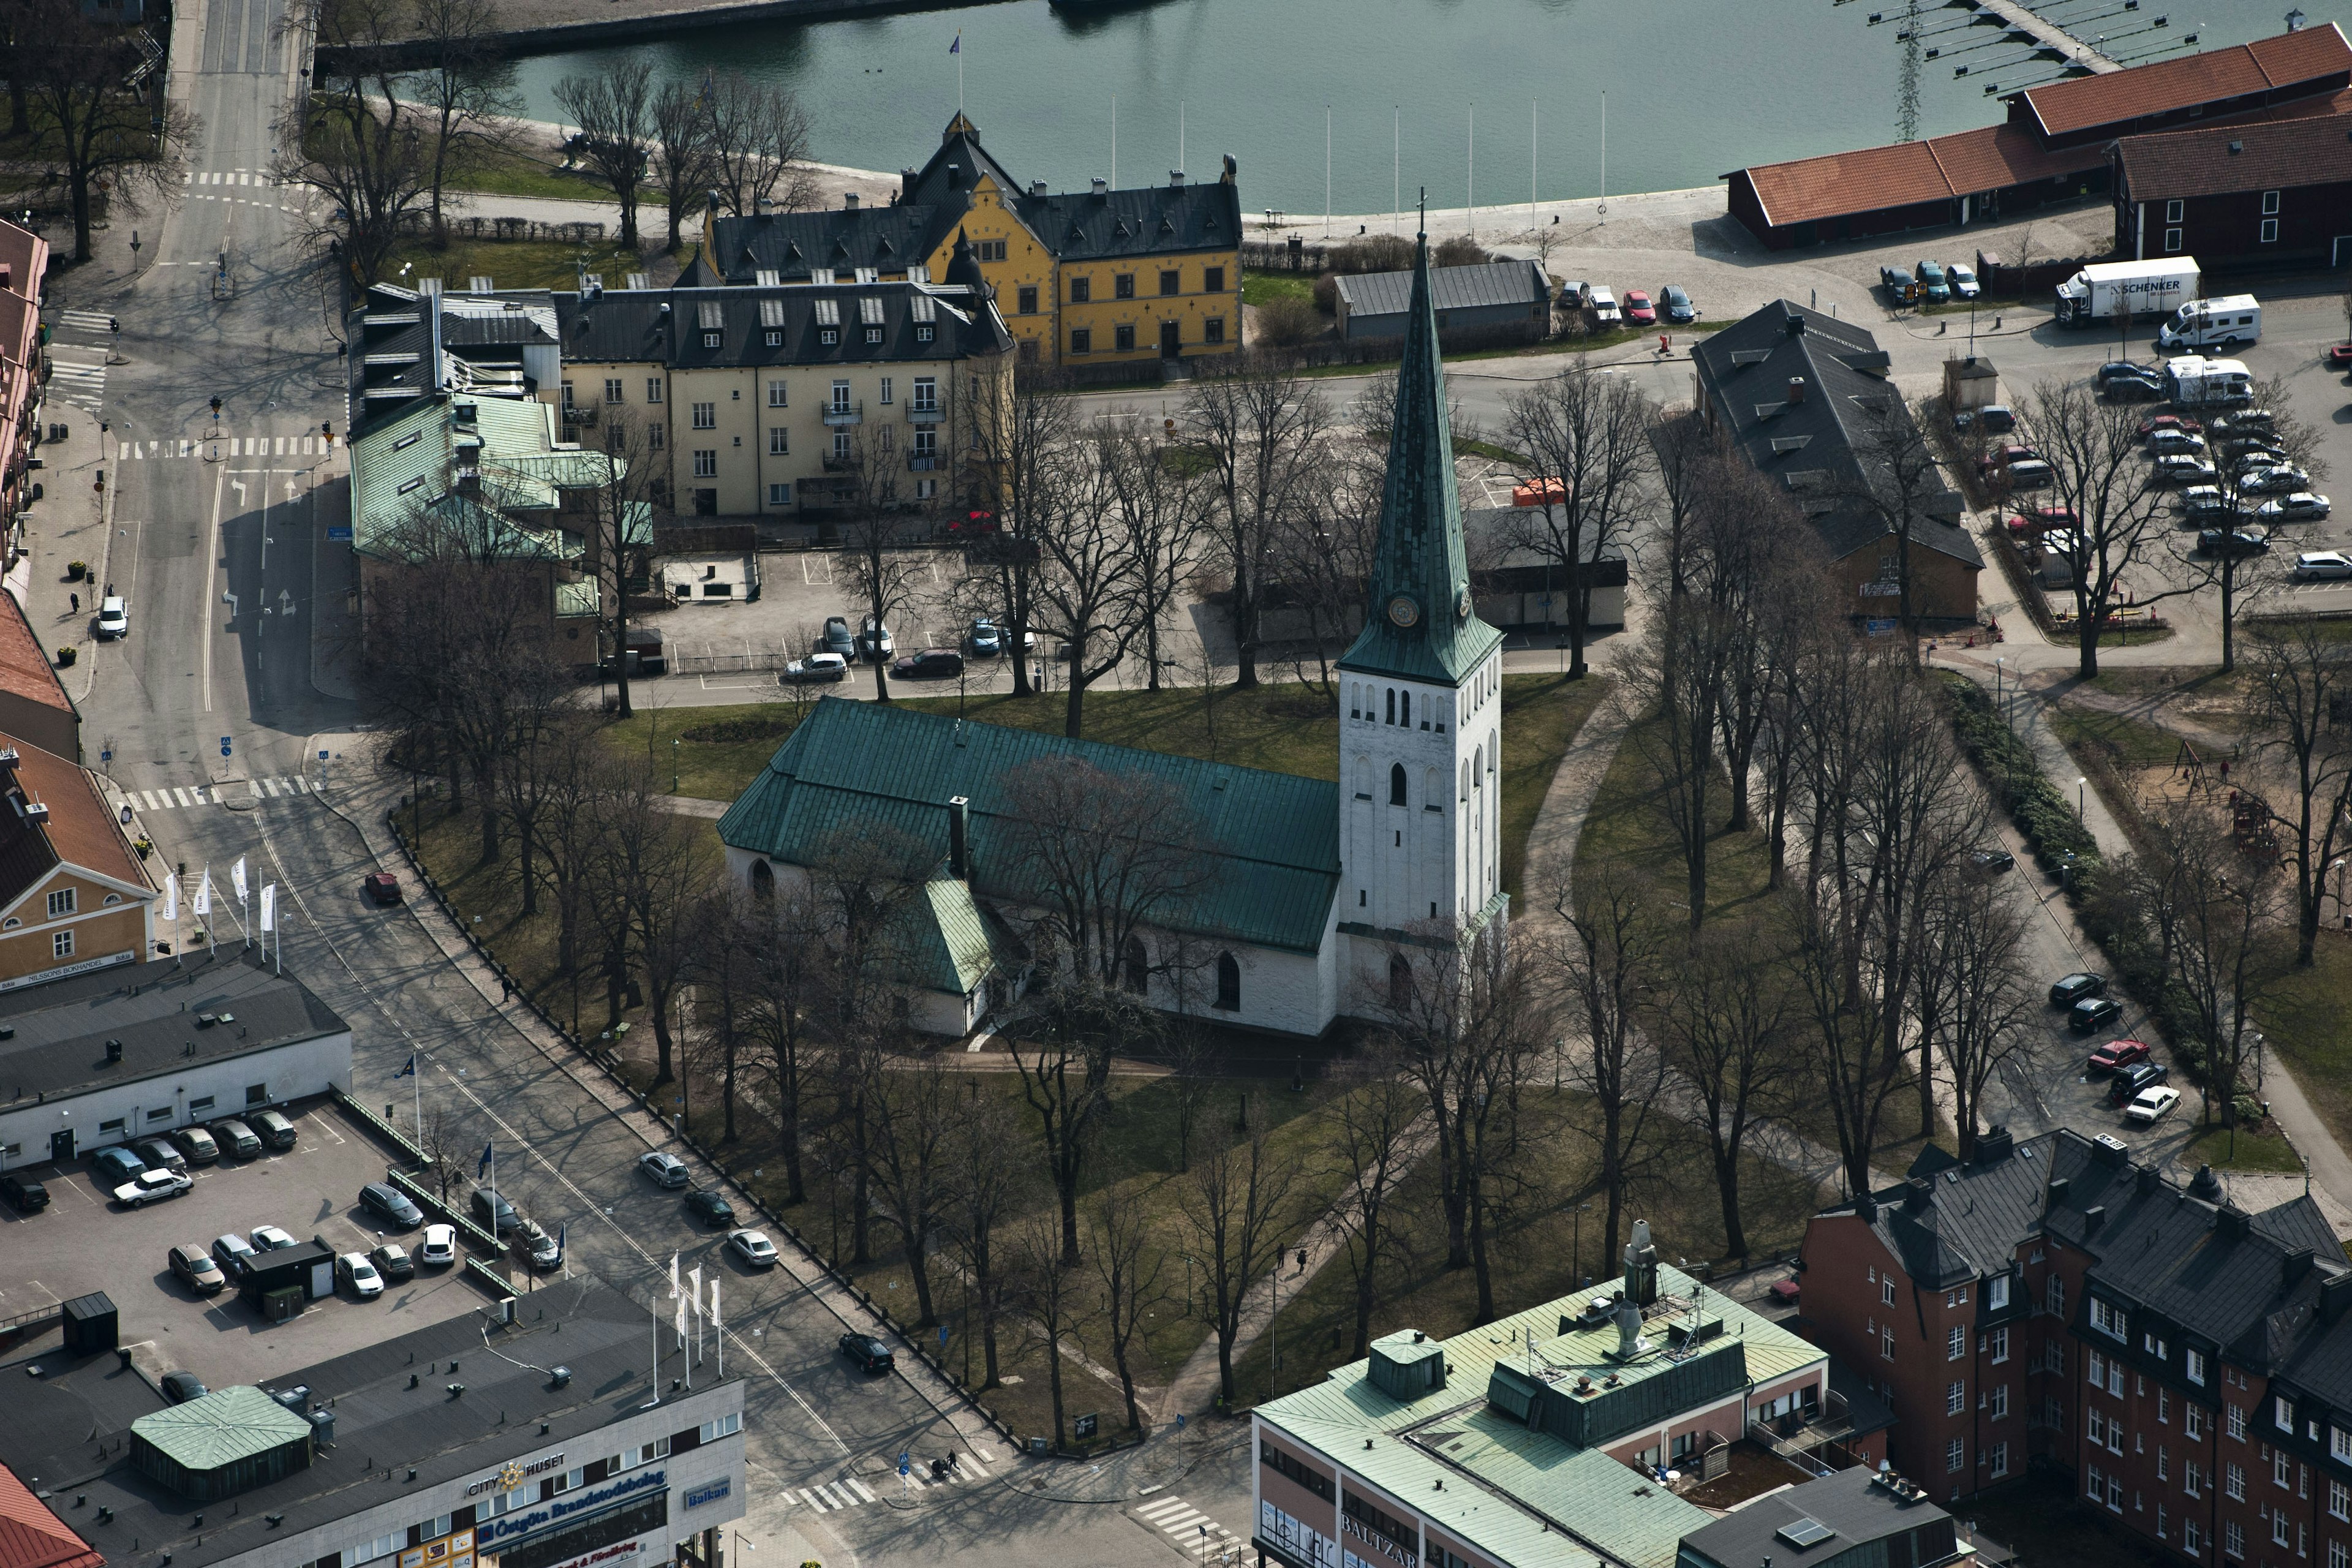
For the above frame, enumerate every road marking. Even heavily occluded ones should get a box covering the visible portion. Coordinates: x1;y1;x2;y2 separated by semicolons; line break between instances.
203;457;226;713
796;1489;826;1512
844;1477;878;1502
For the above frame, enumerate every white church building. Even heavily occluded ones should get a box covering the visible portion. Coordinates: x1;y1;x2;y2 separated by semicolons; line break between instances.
715;233;1507;1038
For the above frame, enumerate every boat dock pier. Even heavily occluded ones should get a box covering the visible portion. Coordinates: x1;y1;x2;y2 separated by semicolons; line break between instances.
1958;0;2120;75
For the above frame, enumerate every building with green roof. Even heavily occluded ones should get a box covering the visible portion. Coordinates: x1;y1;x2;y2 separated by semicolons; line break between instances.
1252;1233;1830;1568
717;233;1515;1039
130;1387;315;1501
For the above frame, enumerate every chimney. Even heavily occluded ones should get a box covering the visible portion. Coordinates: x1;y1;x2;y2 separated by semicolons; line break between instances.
1029;181;1047;197
2218;1206;2252;1241
2323;1273;2352;1324
2286;1249;2317;1289
1787;376;1807;405
2084;1205;2106;1235
1977;1124;2014;1164
1904;1177;1932;1212
946;163;963;189
2190;1164;2224;1202
1169;169;1186;187
1785;312;1806;337
948;796;970;880
1856;1189;1879;1222
753;197;769;216
844;192;859;211
1614;1297;1646;1360
2137;1166;2162;1197
1091;177;1109;199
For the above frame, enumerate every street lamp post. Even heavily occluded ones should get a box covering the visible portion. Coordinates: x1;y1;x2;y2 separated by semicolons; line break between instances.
2078;777;2088;820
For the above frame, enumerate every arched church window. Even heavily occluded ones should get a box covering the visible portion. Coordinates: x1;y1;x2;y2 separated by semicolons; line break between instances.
750;859;775;900
1400;690;1411;728
1385;688;1395;725
1354;755;1373;801
1460;761;1472;802
1425;768;1442;810
1388;954;1411;1013
1121;935;1148;995
1215;952;1241;1011
1389;764;1408;807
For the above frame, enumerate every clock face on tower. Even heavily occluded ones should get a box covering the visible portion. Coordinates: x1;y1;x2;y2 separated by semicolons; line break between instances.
1387;595;1420;628
1457;586;1474;620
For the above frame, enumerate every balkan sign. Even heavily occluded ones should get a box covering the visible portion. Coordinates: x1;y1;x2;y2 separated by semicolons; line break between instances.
684;1479;730;1510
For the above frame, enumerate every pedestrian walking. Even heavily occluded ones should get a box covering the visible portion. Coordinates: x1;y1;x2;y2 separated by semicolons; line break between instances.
500;974;513;1003
69;593;78;614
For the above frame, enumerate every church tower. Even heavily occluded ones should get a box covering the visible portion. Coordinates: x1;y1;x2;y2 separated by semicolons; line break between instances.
1336;232;1507;998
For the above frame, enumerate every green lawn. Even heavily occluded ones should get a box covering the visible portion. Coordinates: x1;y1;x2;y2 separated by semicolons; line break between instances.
1574;711;1777;929
378;236;656;293
2047;703;2191;771
442;143;663;206
2187;1121;2306;1174
2256;929;2352;1145
1242;269;1316;307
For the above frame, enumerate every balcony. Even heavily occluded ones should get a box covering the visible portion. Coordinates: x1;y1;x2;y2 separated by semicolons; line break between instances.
821;454;861;473
907;404;944;425
822;401;863;426
907;454;940;472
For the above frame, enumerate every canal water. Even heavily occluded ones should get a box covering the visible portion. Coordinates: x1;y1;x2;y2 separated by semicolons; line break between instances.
510;0;2352;216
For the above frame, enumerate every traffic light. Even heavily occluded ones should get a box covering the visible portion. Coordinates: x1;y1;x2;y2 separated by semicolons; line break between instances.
209;396;222;420
322;421;333;447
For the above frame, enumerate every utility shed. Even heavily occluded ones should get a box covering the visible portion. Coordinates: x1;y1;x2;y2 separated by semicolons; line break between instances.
130;1387;315;1501
1336;260;1551;343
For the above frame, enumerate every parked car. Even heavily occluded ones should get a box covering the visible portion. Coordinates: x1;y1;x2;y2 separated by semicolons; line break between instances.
2103;371;2165;401
2146;428;2207;456
1967;848;2016;874
2098;360;2158;386
2072;996;2125;1033
336;1253;384;1300
170;1126;220;1166
0;1172;48;1211
2329;344;2352;369
469;1187;518;1236
638;1152;691;1190
685;1188;736;1228
134;1137;188;1175
2002;459;2054;491
2196;529;2270;558
1978;443;2041;476
2004;505;2078;540
2211;407;2277;434
2153;455;2219;486
359;1182;423;1229
1585;285;1622;325
362;871;403;905
2245;466;2311;494
2180;486;2241;522
2109;1059;2171;1105
2294;551;2352;580
856;617;895;660
1659;283;1697;323
891;648;964;680
727;1229;780;1269
212;1233;259;1278
782;654;848;685
1769;1276;1803;1305
116;1169;192;1207
946;510;1000;537
209;1118;262;1159
2258;493;2331;523
2138;413;2204;439
518;1219;562;1271
1557;280;1589;311
2087;1038;2153;1074
371;1242;413;1282
161;1371;208;1404
1977;403;2016;434
418;1223;458;1267
95;596;127;639
248;1110;296;1150
1947;262;1982;300
168;1244;225;1294
93;1146;146;1185
2126;1085;2184;1125
1622;289;1657;326
250;1224;298;1251
970;617;1004;657
818;617;858;658
839;1332;894;1373
2215;433;2286;461
2050;972;2106;1006
1912;260;1950;302
1879;265;1919;304
2228;448;2289;477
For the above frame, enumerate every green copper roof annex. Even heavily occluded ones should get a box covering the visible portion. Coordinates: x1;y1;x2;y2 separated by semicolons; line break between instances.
1338;232;1505;690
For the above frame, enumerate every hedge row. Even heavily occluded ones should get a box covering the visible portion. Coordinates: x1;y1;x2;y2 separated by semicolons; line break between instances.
1939;675;2102;873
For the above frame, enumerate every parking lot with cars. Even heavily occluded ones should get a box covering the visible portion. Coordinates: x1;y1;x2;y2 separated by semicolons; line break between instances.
0;1101;488;1390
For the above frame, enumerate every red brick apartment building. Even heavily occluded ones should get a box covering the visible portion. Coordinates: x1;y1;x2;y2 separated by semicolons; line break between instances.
1800;1125;2352;1568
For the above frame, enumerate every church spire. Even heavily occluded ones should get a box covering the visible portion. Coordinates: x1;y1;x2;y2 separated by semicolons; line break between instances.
1338;228;1501;690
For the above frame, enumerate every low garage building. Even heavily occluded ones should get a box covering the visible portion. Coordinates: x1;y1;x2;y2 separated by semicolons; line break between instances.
0;945;352;1174
1335;260;1550;344
2111;107;2352;268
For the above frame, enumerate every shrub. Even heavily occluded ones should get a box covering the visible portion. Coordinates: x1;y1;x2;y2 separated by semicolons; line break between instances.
1327;233;1414;276
1431;236;1492;268
680;713;800;745
1312;273;1340;315
1253;295;1322;348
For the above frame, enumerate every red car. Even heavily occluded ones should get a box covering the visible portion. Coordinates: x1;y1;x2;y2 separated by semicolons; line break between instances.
1977;443;2040;477
2005;504;2081;540
2087;1038;2152;1074
1769;1278;1801;1305
2138;413;2203;440
947;510;999;537
1622;290;1657;326
363;872;404;905
2328;342;2352;369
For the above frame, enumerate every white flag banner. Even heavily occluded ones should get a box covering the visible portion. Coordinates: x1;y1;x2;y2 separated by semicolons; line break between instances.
709;1278;720;1332
674;1289;687;1341
668;1252;680;1299
192;870;211;918
162;872;178;922
688;1265;703;1321
231;856;248;902
260;884;277;933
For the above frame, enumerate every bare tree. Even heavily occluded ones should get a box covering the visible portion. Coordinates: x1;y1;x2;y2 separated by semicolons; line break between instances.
862;1048;958;1326
1913;874;2036;1159
2241;613;2352;965
582;410;667;718
2186;379;2327;673
834;442;925;701
1179;1126;1304;1406
1327;1040;1426;1357
405;0;518;247
1650;919;1789;1260
1009;976;1155;1267
948;1086;1027;1389
418;1106;466;1205
649;78;715;253
2018;378;2184;678
1011;1210;1090;1447
589;758;716;1085
1087;1184;1166;1432
553;59;653;249
1100;415;1213;693
20;7;194;263
1184;368;1333;688
968;378;1075;698
1548;874;1664;1269
1026;429;1147;737
279;0;428;288
2143;799;2288;1126
703;70;817;217
1501;364;1653;678
997;757;1213;986
1841;390;1957;650
726;880;823;1202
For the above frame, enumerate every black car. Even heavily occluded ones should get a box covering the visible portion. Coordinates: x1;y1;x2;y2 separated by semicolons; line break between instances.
685;1188;736;1228
2103;374;2165;402
890;648;965;680
134;1136;189;1176
2049;972;2105;1006
2109;1060;2171;1106
2097;360;2158;386
161;1371;208;1404
470;1186;519;1236
818;617;856;658
0;1172;48;1212
1967;848;2016;875
2197;529;2271;558
2072;996;2125;1033
839;1332;895;1374
1658;284;1697;324
358;1182;423;1228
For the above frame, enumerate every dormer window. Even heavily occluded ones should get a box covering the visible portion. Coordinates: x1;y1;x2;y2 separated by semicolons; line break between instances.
764;330;783;347
703;331;723;349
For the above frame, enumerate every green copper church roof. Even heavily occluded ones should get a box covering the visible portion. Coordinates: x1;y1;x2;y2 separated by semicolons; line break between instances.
1338;233;1505;690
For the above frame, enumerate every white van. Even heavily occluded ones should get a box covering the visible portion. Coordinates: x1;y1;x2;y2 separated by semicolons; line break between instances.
2165;356;2255;408
2157;294;2261;352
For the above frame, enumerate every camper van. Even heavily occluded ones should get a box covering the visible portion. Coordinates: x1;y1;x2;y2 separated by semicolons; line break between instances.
2163;357;2255;409
2157;295;2261;353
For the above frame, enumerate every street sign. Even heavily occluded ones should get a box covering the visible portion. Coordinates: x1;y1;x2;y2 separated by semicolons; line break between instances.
319;750;330;761
326;525;353;541
938;1325;949;1346
1074;1414;1098;1441
1865;619;1896;636
220;736;232;754
1175;1414;1186;1431
221;746;232;758
897;1452;910;1477
100;749;111;763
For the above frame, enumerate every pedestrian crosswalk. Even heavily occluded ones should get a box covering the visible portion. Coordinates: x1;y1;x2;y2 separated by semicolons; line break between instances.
788;1450;995;1513
116;434;331;460
1132;1496;1241;1551
184;170;285;187
56;309;116;334
111;776;315;813
45;355;107;414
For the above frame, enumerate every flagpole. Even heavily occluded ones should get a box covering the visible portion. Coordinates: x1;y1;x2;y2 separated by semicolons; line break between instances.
712;1280;722;1379
1110;95;1116;190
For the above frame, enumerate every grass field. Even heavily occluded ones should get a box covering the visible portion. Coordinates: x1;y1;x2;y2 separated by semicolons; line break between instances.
2047;703;2190;771
1242;269;1316;308
378;236;657;293
2187;1121;2306;1174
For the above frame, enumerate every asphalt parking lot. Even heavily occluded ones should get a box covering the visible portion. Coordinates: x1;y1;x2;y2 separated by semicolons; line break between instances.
0;1100;489;1391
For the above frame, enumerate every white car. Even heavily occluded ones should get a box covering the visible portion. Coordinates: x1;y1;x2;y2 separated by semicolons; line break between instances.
336;1252;384;1298
250;1223;298;1251
782;654;848;685
115;1169;192;1206
857;617;895;660
2294;551;2352;581
726;1229;778;1269
418;1223;458;1266
2125;1085;2183;1125
1947;262;1981;300
1585;285;1621;325
2256;493;2330;523
96;596;128;639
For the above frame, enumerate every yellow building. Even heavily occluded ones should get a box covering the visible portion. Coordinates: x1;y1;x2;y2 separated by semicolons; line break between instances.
0;734;156;993
690;115;1243;371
